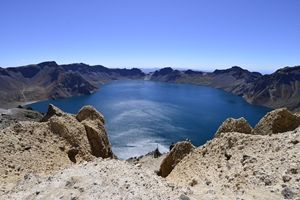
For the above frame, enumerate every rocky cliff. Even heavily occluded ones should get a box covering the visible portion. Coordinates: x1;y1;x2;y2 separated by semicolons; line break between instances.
150;66;300;111
1;105;300;199
0;61;145;108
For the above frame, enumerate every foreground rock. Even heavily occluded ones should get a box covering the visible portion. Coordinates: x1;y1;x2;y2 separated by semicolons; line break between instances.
167;109;300;200
253;108;300;135
2;159;192;200
0;105;113;193
215;117;252;137
158;141;195;177
2;106;300;199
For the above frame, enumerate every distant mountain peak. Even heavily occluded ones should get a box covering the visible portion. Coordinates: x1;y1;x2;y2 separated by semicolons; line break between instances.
37;61;58;67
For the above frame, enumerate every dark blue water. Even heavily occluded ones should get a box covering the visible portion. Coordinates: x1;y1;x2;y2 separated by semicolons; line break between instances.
30;80;270;159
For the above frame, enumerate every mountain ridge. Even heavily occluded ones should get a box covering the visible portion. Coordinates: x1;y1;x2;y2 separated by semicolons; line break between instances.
150;65;300;111
1;61;300;111
0;61;145;108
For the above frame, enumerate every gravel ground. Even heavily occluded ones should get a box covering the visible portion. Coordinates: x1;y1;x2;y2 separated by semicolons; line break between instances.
1;158;193;200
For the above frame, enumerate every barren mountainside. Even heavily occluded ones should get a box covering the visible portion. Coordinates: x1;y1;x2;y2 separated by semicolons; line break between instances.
150;66;300;111
0;62;145;108
1;62;300;111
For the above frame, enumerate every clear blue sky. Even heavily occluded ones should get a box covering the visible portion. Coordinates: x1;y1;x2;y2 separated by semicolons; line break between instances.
0;0;299;72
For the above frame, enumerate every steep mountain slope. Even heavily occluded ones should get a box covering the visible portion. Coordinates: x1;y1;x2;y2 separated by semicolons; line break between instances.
244;66;300;111
150;66;300;111
0;62;145;108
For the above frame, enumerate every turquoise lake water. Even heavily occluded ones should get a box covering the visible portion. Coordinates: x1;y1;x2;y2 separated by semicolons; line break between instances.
30;80;270;159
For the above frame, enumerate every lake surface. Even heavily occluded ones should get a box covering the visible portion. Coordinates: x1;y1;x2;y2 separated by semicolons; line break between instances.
30;80;270;159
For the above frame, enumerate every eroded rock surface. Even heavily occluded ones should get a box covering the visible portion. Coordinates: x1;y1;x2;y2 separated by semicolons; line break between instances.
82;120;114;158
158;141;195;177
215;117;252;137
2;159;193;200
2;106;300;199
253;108;300;135
40;104;64;122
76;105;105;124
0;105;113;194
167;108;300;200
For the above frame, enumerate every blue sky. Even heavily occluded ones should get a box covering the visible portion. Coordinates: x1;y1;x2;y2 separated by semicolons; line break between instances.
0;0;299;72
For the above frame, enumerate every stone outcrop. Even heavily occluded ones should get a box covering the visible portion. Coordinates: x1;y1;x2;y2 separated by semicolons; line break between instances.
82;120;114;158
158;141;195;177
0;105;114;193
40;104;64;122
76;106;113;158
76;105;105;124
215;117;252;137
48;114;93;162
253;108;300;135
166;108;300;199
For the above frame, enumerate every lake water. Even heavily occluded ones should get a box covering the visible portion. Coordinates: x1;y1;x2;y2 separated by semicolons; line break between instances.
30;80;270;159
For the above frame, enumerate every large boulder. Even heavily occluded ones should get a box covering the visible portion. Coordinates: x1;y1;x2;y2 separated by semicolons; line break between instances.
40;104;64;122
48;114;93;162
81;120;114;158
76;106;113;158
215;117;252;137
253;108;300;135
76;106;105;124
47;104;114;161
158;141;195;177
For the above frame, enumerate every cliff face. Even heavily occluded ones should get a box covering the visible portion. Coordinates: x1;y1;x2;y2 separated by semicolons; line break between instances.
0;62;145;108
244;66;300;111
150;66;300;111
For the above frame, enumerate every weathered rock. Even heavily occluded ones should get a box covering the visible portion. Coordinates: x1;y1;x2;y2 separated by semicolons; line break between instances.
158;141;195;177
253;108;300;135
0;105;115;193
40;104;64;122
215;117;252;137
76;106;105;124
48;114;94;162
81;120;114;158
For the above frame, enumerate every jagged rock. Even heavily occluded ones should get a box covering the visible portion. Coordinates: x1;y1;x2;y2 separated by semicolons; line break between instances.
81;120;113;158
215;117;252;137
158;141;195;177
76;105;105;124
48;114;93;162
40;104;64;122
144;147;162;158
253;108;300;135
0;105;115;193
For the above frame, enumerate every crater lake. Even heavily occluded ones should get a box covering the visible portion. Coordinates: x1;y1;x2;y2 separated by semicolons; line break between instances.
30;80;270;159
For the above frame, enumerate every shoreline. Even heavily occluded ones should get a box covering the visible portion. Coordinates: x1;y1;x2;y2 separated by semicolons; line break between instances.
0;79;278;112
0;100;39;110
